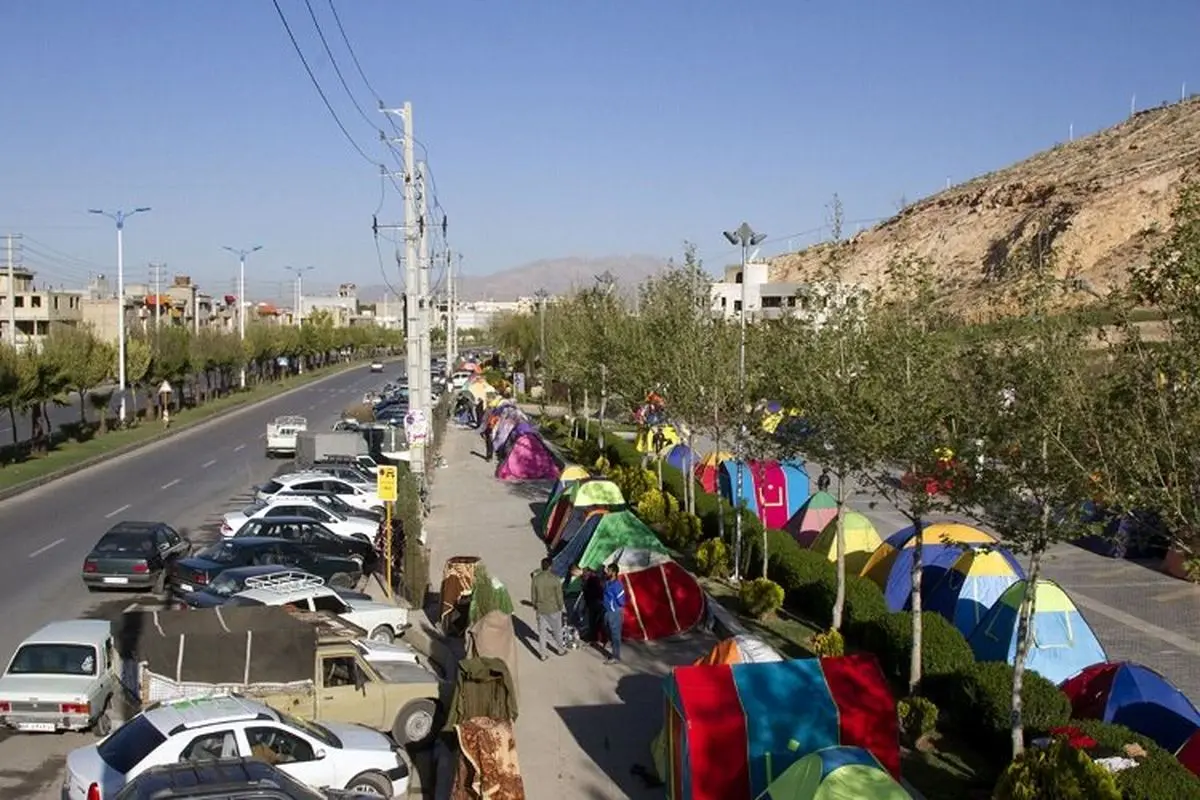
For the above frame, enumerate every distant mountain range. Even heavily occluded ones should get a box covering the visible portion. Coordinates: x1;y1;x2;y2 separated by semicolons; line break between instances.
357;254;669;302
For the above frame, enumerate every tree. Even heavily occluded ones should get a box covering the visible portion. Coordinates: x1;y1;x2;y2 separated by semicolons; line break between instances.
42;324;111;425
0;343;19;445
15;347;63;451
123;336;153;421
489;311;539;374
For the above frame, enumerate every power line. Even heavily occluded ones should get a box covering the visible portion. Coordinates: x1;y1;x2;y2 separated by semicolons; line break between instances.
326;0;386;105
301;0;379;132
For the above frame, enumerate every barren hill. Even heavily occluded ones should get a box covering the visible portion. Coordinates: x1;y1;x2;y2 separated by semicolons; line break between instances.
772;97;1200;309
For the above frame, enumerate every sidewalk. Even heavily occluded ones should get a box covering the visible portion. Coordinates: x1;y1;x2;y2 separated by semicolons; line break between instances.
424;425;714;799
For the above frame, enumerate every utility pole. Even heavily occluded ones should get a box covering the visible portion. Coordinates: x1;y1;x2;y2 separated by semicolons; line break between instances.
416;161;432;426
285;266;313;328
223;245;262;388
148;263;165;333
445;250;455;373
5;233;21;348
534;288;548;387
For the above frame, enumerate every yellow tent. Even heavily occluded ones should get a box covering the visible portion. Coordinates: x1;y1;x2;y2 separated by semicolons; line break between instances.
636;424;681;455
560;464;590;481
809;511;884;575
467;380;497;402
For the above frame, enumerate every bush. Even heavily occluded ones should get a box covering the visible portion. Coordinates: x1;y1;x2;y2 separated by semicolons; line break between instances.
694;537;730;578
739;577;784;619
636;488;671;525
1073;720;1200;800
806;571;889;631
993;737;1121;800
661;510;702;552
855;611;975;690
609;464;657;506
811;629;845;657
925;661;1072;753
897;696;939;744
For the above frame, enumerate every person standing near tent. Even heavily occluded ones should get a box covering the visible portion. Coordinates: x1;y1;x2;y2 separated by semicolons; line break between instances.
602;563;627;665
817;469;831;492
530;557;567;660
481;412;497;462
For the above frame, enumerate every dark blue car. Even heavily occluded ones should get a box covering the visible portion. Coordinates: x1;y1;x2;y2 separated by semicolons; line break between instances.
167;537;362;599
175;564;373;609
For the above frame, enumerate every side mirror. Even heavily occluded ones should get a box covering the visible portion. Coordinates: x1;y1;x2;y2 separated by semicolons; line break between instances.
353;664;367;692
313;748;327;760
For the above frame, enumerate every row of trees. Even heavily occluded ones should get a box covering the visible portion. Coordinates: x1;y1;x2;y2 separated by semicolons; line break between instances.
0;316;404;451
491;183;1200;758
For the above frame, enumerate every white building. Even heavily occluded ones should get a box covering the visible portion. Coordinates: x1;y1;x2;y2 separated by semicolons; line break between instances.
710;262;867;328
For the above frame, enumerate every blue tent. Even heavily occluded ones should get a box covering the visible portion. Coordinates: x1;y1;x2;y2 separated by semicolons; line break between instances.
860;522;996;612
924;547;1025;636
968;579;1107;685
1061;661;1200;753
717;460;810;530
664;444;697;474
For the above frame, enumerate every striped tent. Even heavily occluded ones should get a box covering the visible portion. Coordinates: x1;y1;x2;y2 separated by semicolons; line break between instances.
785;491;838;547
758;746;910;800
695;450;733;494
860;522;995;612
540;478;625;545
924;547;1024;636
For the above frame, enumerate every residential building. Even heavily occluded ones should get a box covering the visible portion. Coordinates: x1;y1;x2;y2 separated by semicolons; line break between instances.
710;262;867;327
300;283;358;327
80;273;216;343
0;266;84;350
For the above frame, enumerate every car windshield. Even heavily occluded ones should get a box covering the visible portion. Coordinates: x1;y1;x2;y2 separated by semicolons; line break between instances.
276;708;339;748
196;542;239;564
94;532;154;555
241;499;267;516
260;480;284;496
313;498;346;521
98;714;167;775
205;571;258;597
7;643;98;676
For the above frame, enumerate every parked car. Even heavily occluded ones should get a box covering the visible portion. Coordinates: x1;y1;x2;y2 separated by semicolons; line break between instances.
282;465;376;488
176;565;373;610
265;415;308;458
62;695;410;800
230;518;377;571
256;475;383;514
222;499;377;543
168;538;362;598
112;756;366;800
228;572;409;644
82;521;190;593
263;490;382;523
0;620;117;736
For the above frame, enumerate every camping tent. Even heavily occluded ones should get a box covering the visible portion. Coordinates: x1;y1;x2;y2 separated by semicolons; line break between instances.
1177;731;1200;777
541;478;625;544
786;491;838;547
496;420;537;460
757;746;910;800
467;379;496;402
924;547;1025;637
637;424;682;455
539;468;592;532
967;579;1107;685
491;410;527;450
665;444;697;475
606;548;706;640
496;430;560;482
718;460;811;531
1060;661;1200;754
860;522;996;612
694;635;781;666
663;654;900;800
808;512;883;576
695;451;733;494
550;508;668;576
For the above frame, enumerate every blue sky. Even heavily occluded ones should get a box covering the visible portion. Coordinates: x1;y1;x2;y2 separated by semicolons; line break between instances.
1;1;1195;303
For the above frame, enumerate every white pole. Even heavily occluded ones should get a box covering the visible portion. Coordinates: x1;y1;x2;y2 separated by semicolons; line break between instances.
733;241;747;580
6;234;16;348
117;224;127;424
417;161;431;421
238;254;246;387
402;103;425;478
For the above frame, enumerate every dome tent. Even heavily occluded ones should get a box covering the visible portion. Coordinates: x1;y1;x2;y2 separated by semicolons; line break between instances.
924;546;1024;637
786;491;838;548
808;512;883;576
860;522;995;612
605;548;706;641
1060;661;1200;754
757;746;910;800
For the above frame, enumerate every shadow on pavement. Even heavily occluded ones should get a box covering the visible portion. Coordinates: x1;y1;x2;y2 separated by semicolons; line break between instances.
504;481;554;503
511;614;543;660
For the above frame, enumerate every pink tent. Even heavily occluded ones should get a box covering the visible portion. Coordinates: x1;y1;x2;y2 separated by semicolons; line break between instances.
496;432;561;481
784;491;838;547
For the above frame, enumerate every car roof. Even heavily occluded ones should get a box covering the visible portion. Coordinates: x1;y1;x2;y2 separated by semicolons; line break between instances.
105;521;165;534
143;695;276;736
22;619;111;646
212;537;288;550
114;757;327;800
274;473;357;485
248;516;328;526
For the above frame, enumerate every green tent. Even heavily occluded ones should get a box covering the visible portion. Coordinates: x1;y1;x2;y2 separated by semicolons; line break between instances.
551;508;667;575
540;478;626;541
757;746;907;800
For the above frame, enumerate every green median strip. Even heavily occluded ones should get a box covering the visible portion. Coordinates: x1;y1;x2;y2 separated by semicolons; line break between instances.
0;362;359;495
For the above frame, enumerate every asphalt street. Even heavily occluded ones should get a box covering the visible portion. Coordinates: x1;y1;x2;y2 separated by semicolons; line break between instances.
0;360;401;799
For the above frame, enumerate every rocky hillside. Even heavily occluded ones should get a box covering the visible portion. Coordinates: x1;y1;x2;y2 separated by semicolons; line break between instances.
772;97;1200;310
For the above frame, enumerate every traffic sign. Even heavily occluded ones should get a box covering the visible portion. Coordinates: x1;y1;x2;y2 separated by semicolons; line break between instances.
377;465;398;502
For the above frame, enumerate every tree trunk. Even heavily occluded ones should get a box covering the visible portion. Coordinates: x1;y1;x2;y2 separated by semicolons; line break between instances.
832;470;850;632
41;403;52;441
686;429;697;515
1011;539;1046;758
761;523;769;580
8;406;17;446
909;516;925;696
714;419;726;547
657;455;664;491
77;387;88;425
597;364;608;449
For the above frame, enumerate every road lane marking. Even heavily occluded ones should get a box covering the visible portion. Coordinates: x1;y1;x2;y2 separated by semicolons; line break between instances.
28;538;65;558
105;504;131;519
160;478;181;490
202;459;217;468
233;444;245;452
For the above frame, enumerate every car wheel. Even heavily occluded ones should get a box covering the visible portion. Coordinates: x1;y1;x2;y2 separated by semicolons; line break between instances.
369;625;394;644
349;553;365;567
92;700;113;738
392;698;437;746
329;572;357;589
344;770;393;796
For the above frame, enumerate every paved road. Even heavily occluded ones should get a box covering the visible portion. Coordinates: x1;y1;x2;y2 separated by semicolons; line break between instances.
0;361;396;799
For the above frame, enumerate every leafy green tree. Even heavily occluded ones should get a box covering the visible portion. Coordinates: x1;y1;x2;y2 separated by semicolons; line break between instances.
489;311;539;374
42;324;111;425
123;336;153;421
0;343;20;445
15;347;63;451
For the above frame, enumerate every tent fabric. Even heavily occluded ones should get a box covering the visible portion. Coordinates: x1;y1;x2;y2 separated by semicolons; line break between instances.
466;611;521;705
666;444;698;474
637;424;682;455
694;635;782;667
695;451;734;494
542;479;625;545
549;508;611;553
718;460;811;530
615;551;707;640
496;433;560;481
466;380;496;402
758;746;910;800
550;509;668;576
1060;661;1200;754
560;464;590;482
664;655;900;800
1178;731;1200;777
786;491;839;548
496;421;537;459
539;474;584;534
808;512;883;576
924;547;1025;637
451;716;526;800
967;579;1107;685
859;522;996;612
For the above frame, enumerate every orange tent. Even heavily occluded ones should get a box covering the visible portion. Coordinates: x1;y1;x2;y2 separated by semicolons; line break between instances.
694;450;733;494
693;634;781;666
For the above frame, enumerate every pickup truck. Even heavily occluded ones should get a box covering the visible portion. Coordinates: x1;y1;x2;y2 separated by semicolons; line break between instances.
265;415;307;458
294;431;370;470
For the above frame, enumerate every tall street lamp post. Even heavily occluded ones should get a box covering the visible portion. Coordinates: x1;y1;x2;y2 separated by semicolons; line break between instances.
89;206;151;425
223;245;262;389
722;222;767;581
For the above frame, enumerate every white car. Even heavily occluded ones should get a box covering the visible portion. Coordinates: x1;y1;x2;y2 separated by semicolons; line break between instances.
222;498;377;542
257;475;384;514
229;572;409;644
370;360;384;373
62;694;410;799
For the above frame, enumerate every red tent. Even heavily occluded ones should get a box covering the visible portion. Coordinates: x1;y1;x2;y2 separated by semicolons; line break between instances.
610;549;706;641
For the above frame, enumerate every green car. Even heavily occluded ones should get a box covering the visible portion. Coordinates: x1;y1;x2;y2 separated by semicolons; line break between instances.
81;522;190;593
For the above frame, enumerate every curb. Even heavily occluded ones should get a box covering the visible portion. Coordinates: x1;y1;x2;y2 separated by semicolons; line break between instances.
0;361;368;504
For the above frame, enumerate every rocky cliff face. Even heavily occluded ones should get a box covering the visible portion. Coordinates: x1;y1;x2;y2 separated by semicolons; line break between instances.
771;97;1200;310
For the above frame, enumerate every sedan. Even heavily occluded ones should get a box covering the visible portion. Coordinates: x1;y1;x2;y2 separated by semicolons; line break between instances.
221;498;377;542
81;522;189;593
176;565;373;609
370;360;385;373
231;517;378;570
167;537;362;597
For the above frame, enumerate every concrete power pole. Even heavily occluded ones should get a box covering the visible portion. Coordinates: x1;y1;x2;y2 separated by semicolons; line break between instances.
5;233;21;348
416;161;432;426
149;263;165;332
397;103;424;479
444;249;454;373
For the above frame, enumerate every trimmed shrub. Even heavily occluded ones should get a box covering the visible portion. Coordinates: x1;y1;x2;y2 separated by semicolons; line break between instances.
807;571;889;631
660;510;702;553
609;464;657;506
694;537;731;578
811;629;845;657
856;611;975;689
739;577;784;619
636;488;671;525
897;696;939;744
1073;719;1200;800
993;737;1121;800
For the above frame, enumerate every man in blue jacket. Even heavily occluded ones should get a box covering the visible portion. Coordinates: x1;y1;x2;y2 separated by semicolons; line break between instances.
602;563;627;665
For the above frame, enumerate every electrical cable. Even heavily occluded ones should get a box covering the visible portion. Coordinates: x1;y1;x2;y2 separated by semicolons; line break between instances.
301;0;380;132
327;0;386;106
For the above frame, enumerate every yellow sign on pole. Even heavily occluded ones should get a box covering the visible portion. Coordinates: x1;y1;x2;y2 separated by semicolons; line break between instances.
377;465;398;502
383;500;394;600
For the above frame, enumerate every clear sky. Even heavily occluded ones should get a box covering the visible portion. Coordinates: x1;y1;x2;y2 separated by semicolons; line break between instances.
1;1;1195;303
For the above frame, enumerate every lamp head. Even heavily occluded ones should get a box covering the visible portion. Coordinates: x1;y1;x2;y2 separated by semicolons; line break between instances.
134;207;151;214
750;233;768;246
88;209;104;215
723;231;739;246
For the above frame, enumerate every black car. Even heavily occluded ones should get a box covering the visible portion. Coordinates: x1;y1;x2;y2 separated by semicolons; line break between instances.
82;521;190;592
176;565;374;609
232;517;378;570
168;537;362;597
112;756;372;799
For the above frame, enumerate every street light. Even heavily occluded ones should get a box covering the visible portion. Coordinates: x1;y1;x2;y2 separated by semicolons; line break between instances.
223;245;262;389
284;266;314;328
89;206;151;425
533;288;549;399
722;222;767;581
594;272;617;446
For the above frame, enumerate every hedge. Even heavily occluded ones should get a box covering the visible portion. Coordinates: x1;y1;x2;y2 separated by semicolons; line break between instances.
855;611;976;691
1073;720;1200;800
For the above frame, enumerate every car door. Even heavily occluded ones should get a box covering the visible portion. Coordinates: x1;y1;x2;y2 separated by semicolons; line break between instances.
297;523;340;557
316;654;386;730
241;725;336;789
179;728;243;762
161;526;188;558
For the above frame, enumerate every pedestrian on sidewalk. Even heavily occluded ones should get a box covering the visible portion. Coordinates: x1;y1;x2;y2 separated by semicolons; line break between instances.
817;469;830;492
602;563;627;665
580;566;605;641
530;557;566;660
481;413;497;461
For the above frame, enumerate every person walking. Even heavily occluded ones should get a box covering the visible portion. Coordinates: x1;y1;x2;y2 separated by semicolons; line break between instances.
817;469;831;492
601;563;627;665
530;557;566;660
